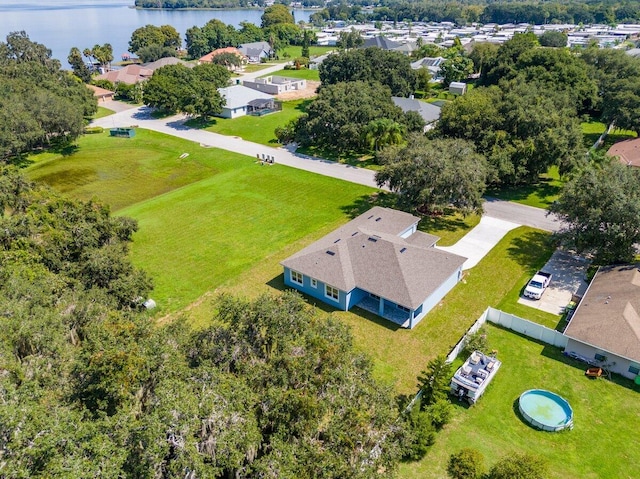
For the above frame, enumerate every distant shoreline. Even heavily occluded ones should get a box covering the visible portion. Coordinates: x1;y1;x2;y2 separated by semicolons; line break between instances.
134;6;318;11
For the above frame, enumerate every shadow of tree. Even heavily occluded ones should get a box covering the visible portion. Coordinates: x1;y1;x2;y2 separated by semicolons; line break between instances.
506;231;557;275
486;177;561;205
418;209;471;234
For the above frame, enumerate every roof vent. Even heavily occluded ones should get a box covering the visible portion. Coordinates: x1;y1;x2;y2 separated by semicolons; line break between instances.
351;231;358;236
367;215;374;219
400;247;407;253
375;217;381;222
368;237;378;243
326;250;335;256
334;238;341;243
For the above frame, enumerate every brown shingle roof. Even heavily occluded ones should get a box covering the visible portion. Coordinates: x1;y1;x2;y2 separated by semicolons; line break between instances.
86;84;114;98
564;264;640;363
95;64;153;85
199;47;247;63
281;207;466;309
607;138;640;167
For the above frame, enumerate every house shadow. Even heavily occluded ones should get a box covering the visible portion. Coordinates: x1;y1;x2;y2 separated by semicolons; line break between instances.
265;273;401;332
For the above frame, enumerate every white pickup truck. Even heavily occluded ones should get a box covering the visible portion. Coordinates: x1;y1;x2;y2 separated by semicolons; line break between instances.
524;271;552;300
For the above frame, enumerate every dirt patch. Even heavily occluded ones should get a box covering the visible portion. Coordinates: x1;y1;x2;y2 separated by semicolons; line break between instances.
276;80;320;101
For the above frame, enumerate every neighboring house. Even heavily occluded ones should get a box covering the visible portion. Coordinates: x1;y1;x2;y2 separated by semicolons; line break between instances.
143;57;194;71
95;64;153;85
411;56;445;81
87;84;115;102
392;96;441;131
563;264;640;380
449;81;467;95
238;41;274;63
217;85;277;119
362;35;416;55
198;47;247;71
607;138;640;167
281;207;467;329
309;52;333;70
243;76;306;95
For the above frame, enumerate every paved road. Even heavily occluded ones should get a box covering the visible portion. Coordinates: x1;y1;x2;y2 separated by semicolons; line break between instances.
92;105;563;233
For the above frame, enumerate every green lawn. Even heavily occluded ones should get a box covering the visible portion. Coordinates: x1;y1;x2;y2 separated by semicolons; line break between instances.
26;130;228;211
190;99;310;146
261;68;319;81
400;323;640;479
26;129;374;314
279;45;334;60
582;120;637;150
93;106;114;119
486;166;564;209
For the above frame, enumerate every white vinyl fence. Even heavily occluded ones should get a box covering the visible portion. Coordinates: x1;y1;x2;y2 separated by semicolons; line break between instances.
446;307;567;364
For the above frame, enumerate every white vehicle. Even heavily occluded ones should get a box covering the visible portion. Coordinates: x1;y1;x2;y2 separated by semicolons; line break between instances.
524;271;552;300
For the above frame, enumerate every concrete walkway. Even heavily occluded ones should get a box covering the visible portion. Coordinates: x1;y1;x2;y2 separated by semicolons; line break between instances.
437;216;520;270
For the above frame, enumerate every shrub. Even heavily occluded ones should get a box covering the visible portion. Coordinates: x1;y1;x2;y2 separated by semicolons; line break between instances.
461;327;488;357
425;397;453;430
447;448;486;479
84;126;104;134
401;402;436;461
488;453;548;479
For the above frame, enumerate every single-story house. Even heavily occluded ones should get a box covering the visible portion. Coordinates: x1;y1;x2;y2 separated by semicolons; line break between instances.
199;47;247;71
411;56;445;81
143;57;194;72
242;76;306;95
281;206;467;329
238;41;274;63
95;64;153;85
607;138;640;167
87;84;115;102
217;85;277;119
361;36;416;55
449;81;467;95
563;264;640;380
392;96;441;131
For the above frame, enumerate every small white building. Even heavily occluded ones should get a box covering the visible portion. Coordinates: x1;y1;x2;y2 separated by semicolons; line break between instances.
242;76;306;95
449;81;467;95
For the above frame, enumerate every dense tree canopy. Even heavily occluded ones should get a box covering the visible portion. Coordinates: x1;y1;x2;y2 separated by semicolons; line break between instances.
0;32;96;160
376;136;487;214
550;160;640;264
437;82;584;184
319;48;419;96
143;63;230;118
292;81;417;154
0;167;408;477
129;24;181;56
261;4;295;28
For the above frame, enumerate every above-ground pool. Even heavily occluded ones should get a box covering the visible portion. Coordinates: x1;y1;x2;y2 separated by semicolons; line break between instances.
518;389;573;432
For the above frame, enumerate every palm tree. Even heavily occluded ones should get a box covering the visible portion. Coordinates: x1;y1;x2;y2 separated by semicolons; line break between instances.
364;119;405;151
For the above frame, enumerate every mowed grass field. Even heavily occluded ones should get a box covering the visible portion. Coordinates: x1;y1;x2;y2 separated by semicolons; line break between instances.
261;67;320;81
400;324;640;479
191;99;310;146
26;129;373;312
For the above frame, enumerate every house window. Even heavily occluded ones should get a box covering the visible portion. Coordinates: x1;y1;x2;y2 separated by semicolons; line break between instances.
325;284;339;302
397;304;410;313
629;365;640;375
594;353;607;362
311;279;317;288
290;270;303;285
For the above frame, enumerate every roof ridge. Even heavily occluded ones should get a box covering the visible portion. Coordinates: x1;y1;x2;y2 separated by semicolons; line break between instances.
623;301;640;346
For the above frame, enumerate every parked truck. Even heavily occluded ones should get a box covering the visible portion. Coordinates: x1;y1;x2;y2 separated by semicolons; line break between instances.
523;271;552;300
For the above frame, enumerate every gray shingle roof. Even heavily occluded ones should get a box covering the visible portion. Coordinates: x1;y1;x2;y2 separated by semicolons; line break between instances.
281;207;466;309
564;264;640;363
392;97;441;124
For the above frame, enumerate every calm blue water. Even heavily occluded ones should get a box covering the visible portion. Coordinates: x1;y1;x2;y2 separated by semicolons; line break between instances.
0;1;313;65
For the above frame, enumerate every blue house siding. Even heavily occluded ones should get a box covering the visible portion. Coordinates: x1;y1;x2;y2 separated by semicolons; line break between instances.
283;267;348;310
409;266;462;328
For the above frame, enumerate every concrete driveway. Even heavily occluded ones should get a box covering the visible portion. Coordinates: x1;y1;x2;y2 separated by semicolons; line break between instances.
437;216;520;270
518;250;591;315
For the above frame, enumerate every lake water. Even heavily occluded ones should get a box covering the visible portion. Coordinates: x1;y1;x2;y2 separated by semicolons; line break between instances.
0;1;313;65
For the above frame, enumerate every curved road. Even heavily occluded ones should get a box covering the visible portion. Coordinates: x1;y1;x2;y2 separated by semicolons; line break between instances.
93;105;562;233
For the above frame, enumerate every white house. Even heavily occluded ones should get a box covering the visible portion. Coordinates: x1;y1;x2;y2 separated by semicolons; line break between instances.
217;85;276;119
